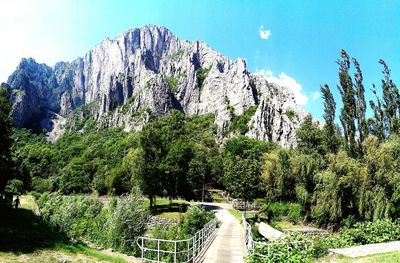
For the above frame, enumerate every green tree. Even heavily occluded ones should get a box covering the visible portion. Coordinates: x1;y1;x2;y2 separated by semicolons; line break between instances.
160;139;193;199
0;87;13;191
313;151;363;226
369;85;386;141
187;144;209;201
224;157;264;203
321;84;340;153
380;59;400;135
296;115;325;155
223;135;274;160
131;123;164;208
263;149;294;201
352;58;368;148
337;50;358;157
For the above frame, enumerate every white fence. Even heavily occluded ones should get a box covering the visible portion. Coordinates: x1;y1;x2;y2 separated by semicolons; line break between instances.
232;200;262;211
242;215;312;259
137;219;217;263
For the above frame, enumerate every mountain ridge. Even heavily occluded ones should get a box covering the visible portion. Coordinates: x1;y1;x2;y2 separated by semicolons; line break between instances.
3;24;306;147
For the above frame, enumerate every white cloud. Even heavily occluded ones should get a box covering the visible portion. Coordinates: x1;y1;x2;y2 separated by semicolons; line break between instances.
0;1;83;82
259;25;271;40
256;69;309;105
311;91;321;101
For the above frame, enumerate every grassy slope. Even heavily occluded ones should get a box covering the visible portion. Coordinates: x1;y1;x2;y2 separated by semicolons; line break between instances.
0;196;132;263
145;198;189;220
318;250;400;262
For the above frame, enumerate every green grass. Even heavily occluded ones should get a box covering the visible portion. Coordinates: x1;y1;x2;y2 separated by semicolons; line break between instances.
227;208;243;223
58;243;129;263
142;198;189;220
270;220;303;230
156;212;184;220
0;196;131;263
0;245;130;262
317;250;400;262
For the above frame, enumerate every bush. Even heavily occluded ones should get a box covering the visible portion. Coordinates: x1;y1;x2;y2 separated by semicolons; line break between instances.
196;67;211;88
310;220;400;258
106;192;149;254
246;234;313;263
150;205;215;240
5;179;24;194
261;202;303;223
37;191;149;255
147;205;215;262
38;193;103;239
182;205;215;236
226;106;258;135
340;220;400;244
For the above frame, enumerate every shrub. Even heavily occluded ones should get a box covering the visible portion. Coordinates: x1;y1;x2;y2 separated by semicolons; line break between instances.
5;179;24;194
225;106;257;135
166;77;178;93
246;234;313;263
261;202;303;223
196;67;211;88
37;191;149;255
310;220;400;258
182;205;215;236
107;192;150;254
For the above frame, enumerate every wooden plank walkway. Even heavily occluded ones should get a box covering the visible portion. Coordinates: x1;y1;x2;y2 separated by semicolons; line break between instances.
198;207;245;263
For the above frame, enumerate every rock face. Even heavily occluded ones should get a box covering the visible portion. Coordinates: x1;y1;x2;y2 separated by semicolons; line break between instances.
4;25;306;147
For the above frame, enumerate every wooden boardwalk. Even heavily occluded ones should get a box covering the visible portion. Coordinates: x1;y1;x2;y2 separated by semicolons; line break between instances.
198;206;245;263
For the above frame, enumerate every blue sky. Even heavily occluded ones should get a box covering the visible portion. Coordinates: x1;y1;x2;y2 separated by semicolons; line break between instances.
1;0;399;120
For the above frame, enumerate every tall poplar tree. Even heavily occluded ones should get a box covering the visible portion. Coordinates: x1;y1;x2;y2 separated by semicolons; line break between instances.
352;58;368;148
380;59;400;135
369;85;385;141
337;50;358;157
321;84;340;153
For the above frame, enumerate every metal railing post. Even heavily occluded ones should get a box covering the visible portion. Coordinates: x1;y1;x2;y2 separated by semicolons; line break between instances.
157;239;160;262
174;241;177;263
141;238;144;260
193;235;196;258
187;239;190;262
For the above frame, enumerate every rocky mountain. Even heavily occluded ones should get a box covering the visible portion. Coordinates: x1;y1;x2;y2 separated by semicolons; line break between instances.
3;25;306;147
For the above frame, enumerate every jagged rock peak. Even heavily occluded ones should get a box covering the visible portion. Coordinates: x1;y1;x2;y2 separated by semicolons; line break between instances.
6;24;306;147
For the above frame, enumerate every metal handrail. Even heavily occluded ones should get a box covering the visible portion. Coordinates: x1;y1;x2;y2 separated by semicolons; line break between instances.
137;218;217;263
242;214;312;259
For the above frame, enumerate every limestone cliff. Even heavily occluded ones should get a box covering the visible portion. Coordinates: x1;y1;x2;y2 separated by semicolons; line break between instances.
4;25;306;147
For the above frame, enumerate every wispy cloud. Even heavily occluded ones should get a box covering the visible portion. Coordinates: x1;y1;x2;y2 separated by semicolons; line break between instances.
256;69;308;105
259;25;271;40
310;91;321;102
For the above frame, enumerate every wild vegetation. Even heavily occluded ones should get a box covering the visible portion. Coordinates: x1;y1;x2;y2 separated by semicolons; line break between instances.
37;190;149;255
3;50;400;228
1;49;400;261
262;50;400;228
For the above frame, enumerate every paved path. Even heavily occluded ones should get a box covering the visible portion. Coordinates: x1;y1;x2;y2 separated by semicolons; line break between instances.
199;204;245;263
329;240;400;258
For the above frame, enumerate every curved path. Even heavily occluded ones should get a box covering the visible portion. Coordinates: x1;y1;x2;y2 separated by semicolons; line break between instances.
198;203;245;263
329;240;400;258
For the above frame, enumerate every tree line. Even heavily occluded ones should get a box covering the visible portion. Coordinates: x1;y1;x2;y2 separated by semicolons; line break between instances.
263;50;400;226
1;49;400;227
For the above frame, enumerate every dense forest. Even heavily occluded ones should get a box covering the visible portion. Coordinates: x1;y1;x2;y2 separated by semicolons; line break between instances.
1;49;400;228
